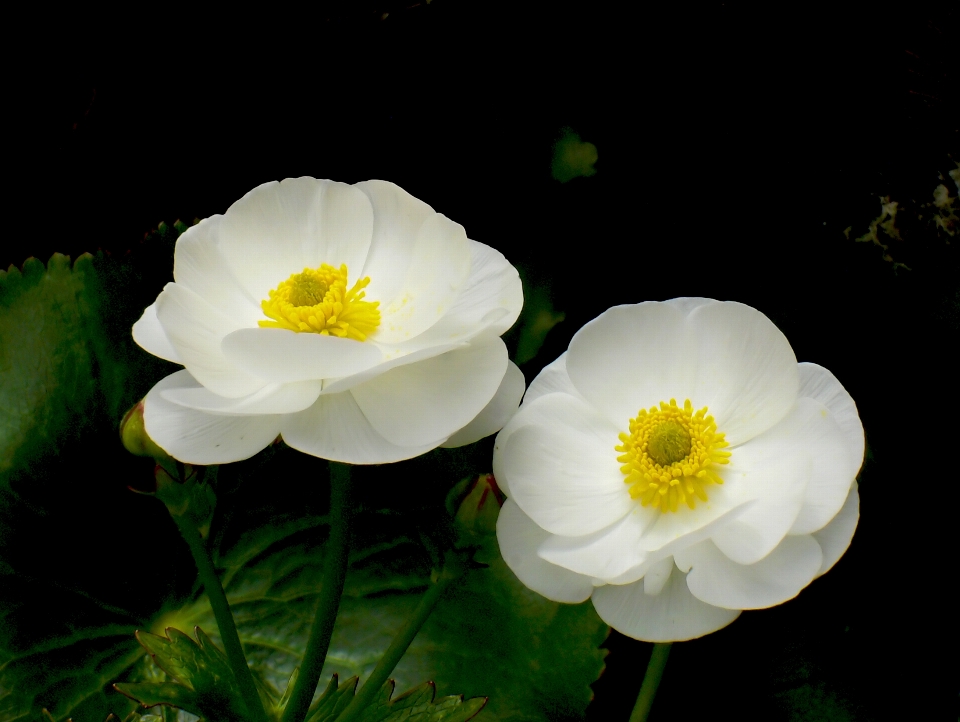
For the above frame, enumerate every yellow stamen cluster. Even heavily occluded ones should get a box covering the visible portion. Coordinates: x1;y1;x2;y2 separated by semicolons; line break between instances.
616;398;731;513
259;264;380;341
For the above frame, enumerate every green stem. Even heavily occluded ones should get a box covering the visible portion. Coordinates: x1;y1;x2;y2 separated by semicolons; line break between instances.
281;462;354;722
628;642;672;722
171;511;268;722
335;557;464;722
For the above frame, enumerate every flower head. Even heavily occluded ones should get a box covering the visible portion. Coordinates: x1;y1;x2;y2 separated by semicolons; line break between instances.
493;299;863;641
133;178;524;464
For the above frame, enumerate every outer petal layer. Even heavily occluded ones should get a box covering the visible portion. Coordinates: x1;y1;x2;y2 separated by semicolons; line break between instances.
442;361;525;448
812;480;859;576
133;302;182;364
143;371;281;464
497;392;633;536
591;565;741;642
496;500;595;603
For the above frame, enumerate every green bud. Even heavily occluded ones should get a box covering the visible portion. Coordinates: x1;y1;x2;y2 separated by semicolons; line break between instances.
120;400;172;462
450;474;503;565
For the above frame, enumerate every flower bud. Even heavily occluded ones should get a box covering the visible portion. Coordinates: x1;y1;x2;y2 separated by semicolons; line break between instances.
450;474;504;564
120;400;172;462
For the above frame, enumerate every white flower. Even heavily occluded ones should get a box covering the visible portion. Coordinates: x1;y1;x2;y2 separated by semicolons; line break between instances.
133;178;524;465
493;299;863;642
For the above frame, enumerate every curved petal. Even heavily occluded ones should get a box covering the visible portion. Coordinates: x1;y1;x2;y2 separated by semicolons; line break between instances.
642;556;676;596
496;392;633;536
682;536;823;610
351;337;508;447
281;389;439;464
812;480;859;576
442;361;525;448
133;301;182;364
143;371;281;464
172;215;262;327
496;500;595;603
219;178;373;302
160;378;322;415
521;353;585;408
320;341;462;395
686;301;799;446
222;328;384;383
591;566;740;642
537;508;654;580
708;398;832;564
789;363;864;534
373;213;472;344
387;240;523;352
355;180;437;308
155;283;267;398
565;302;695;428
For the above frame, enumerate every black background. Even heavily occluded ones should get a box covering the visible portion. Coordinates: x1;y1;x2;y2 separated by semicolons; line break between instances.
6;2;958;719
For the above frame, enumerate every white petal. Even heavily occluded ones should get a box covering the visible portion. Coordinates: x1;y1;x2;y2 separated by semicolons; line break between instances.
281;389;439;464
686;301;799;446
565;302;695;428
643;556;676;596
442;361;525;448
355;180;437;308
351;337;507;447
219;178;373;302
709;398;831;564
172;215;262;327
388;240;522;350
143;371;281;464
155;283;267;398
373;213;472;344
789;363;864;534
591;567;740;642
160;379;322;415
683;537;823;610
320;341;462;396
537;508;653;580
496;392;633;536
221;328;383;383
496;500;594;603
133;302;182;364
521;352;585;408
812;480;859;576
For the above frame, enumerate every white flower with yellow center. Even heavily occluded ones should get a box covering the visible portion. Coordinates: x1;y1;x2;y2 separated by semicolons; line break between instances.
133;178;524;464
493;299;863;641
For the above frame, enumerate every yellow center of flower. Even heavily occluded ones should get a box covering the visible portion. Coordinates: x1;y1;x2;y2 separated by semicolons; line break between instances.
616;398;731;513
259;264;380;341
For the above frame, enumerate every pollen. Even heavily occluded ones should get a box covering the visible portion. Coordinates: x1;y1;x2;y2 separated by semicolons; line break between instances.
259;264;380;341
615;398;731;513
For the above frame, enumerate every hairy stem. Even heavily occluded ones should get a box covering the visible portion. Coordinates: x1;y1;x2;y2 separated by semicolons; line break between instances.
629;642;673;722
281;462;353;722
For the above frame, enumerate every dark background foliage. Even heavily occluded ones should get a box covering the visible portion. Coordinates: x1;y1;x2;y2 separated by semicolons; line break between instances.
5;2;958;720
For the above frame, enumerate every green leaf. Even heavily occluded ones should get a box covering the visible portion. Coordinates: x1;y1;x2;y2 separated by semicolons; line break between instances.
115;627;256;722
356;680;486;722
304;674;357;722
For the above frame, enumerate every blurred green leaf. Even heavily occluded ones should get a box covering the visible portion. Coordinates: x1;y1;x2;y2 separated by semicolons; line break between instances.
550;128;597;183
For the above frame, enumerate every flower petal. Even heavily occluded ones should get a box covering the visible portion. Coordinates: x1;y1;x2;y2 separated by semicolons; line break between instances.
565;302;695;428
496;500;595;603
710;398;831;564
442;361;525;448
172;215;262;327
281;389;439;464
133;301;182;364
221;328;384;383
143;371;281;464
591;566;740;642
351;337;508;447
812;480;859;576
788;363;864;534
355;180;437;308
521;352;585;408
155;283;266;398
642;556;676;596
681;536;823;610
373;213;472;344
218;178;373;302
319;341;462;395
686;301;799;446
496;392;633;536
537;508;653;580
160;379;322;415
